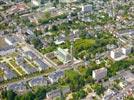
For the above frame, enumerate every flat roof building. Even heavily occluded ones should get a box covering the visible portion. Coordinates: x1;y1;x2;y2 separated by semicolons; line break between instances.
110;48;127;61
92;67;107;81
54;47;72;64
81;4;93;13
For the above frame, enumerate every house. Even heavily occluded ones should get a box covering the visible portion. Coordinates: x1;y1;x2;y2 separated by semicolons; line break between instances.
103;89;115;100
26;29;34;35
54;47;72;64
25;51;37;60
0;63;17;80
118;70;134;83
34;58;48;71
7;82;26;93
4;36;18;46
62;86;71;95
81;4;92;13
46;89;61;99
54;34;66;45
28;76;47;87
69;30;80;41
15;56;24;65
59;0;80;3
48;70;64;84
19;63;36;74
92;67;107;81
106;44;117;51
0;46;15;56
46;87;71;99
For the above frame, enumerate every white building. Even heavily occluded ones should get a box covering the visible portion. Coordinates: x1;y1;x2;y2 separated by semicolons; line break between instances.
92;67;107;81
122;45;132;55
103;89;115;100
59;0;80;3
81;4;92;13
110;48;126;61
54;47;72;64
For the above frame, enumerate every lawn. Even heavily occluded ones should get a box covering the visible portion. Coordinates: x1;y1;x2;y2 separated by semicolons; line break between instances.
65;70;79;80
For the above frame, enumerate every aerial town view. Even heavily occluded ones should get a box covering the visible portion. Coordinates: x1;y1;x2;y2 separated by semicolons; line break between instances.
0;0;133;100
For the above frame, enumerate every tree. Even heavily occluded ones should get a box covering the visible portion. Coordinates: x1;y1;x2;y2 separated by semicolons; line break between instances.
91;83;104;95
72;89;87;100
1;90;7;99
7;90;17;100
78;90;87;99
44;11;51;19
20;92;35;100
35;87;47;100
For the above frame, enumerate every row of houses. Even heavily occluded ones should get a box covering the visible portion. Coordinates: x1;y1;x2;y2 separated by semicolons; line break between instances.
24;51;49;71
7;70;65;95
46;87;70;99
15;50;49;74
16;56;37;74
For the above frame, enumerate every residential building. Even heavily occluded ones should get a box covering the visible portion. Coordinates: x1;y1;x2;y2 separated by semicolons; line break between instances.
54;34;66;45
103;89;115;100
54;47;72;64
7;82;26;93
122;45;132;55
118;70;134;83
59;0;80;3
15;56;24;65
62;87;70;95
4;36;18;46
92;67;107;81
0;46;15;56
110;48;126;61
28;76;47;87
0;63;16;80
46;87;71;99
31;0;45;6
34;58;48;71
46;89;61;99
48;70;64;84
81;4;92;13
25;51;37;60
19;63;36;74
